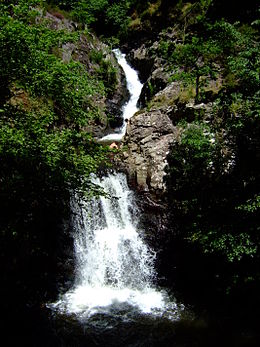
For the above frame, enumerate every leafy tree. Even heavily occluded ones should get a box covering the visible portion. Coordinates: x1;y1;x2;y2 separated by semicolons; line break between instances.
169;36;221;102
166;15;260;292
71;0;108;26
0;0;111;259
1;1;117;325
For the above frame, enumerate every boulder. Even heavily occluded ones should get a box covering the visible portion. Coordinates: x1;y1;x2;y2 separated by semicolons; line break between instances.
122;108;180;196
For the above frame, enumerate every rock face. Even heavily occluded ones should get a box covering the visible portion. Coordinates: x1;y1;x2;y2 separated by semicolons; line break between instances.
128;46;169;108
138;67;169;108
122;39;219;196
127;44;154;83
38;11;128;138
122;107;180;196
64;35;128;137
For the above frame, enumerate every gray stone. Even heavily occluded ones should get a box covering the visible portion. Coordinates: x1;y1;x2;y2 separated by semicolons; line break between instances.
122;109;180;195
36;11;128;138
128;44;154;82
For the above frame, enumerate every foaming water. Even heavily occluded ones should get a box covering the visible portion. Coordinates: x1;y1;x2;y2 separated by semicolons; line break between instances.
48;47;183;323
49;173;183;321
99;49;143;142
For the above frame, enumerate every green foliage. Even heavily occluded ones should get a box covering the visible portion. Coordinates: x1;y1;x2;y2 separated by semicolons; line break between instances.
0;1;111;215
168;121;220;199
166;15;260;266
189;230;257;262
236;195;260;213
90;50;117;96
166;17;260;276
0;15;106;127
0;104;107;187
166;36;220;101
167;116;260;265
157;18;258;103
195;0;213;22
64;0;132;38
71;0;108;26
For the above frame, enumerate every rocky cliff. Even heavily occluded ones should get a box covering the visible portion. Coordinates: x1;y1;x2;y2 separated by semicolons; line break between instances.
121;33;223;199
37;10;129;138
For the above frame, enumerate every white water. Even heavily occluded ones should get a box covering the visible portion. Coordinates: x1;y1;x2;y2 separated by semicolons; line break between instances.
51;174;181;319
99;49;143;142
49;49;182;322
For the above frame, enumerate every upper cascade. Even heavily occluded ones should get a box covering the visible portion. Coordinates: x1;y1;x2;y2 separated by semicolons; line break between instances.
99;49;143;142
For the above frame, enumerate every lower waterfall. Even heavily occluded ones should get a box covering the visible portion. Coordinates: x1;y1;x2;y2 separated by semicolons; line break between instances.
50;173;182;321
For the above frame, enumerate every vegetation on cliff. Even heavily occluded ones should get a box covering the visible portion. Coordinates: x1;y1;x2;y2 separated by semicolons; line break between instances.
0;0;119;320
119;0;259;297
163;6;260;294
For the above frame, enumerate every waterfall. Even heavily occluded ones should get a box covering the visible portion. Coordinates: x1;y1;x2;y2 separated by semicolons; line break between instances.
99;49;143;142
49;49;182;322
51;173;178;319
73;173;155;290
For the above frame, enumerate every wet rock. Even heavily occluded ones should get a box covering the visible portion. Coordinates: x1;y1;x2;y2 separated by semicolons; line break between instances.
104;55;129;132
127;44;154;83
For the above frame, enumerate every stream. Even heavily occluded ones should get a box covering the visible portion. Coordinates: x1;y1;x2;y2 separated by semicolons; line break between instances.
100;49;143;142
46;49;191;345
